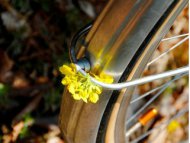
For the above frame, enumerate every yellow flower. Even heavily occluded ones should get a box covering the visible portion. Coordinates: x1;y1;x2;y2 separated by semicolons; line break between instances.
89;93;99;103
59;65;75;75
59;64;114;103
92;72;114;83
167;120;180;133
72;93;81;100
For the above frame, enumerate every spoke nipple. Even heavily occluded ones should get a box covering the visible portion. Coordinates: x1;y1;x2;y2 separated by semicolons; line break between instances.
126;108;158;138
139;108;158;126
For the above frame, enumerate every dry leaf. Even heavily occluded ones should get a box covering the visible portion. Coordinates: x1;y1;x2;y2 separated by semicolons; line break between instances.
0;50;13;82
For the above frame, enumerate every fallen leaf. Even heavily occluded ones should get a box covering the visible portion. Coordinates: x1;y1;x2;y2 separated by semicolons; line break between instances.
0;50;13;82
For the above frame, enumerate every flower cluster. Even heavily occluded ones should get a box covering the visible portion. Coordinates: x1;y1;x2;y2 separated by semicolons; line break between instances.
59;63;113;103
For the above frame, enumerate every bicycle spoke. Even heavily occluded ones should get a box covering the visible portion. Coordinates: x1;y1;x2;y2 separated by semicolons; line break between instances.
161;33;189;41
130;73;187;104
147;36;189;66
131;34;189;94
130;85;166;104
129;107;189;143
126;73;188;125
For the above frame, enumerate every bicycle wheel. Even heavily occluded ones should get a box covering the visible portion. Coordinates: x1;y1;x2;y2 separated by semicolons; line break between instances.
59;0;188;143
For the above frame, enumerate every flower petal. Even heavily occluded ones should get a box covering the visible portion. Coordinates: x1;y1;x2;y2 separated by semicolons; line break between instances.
89;93;99;103
72;94;81;100
59;65;74;75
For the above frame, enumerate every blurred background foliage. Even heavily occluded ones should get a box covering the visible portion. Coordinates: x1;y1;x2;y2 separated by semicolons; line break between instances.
0;0;106;142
